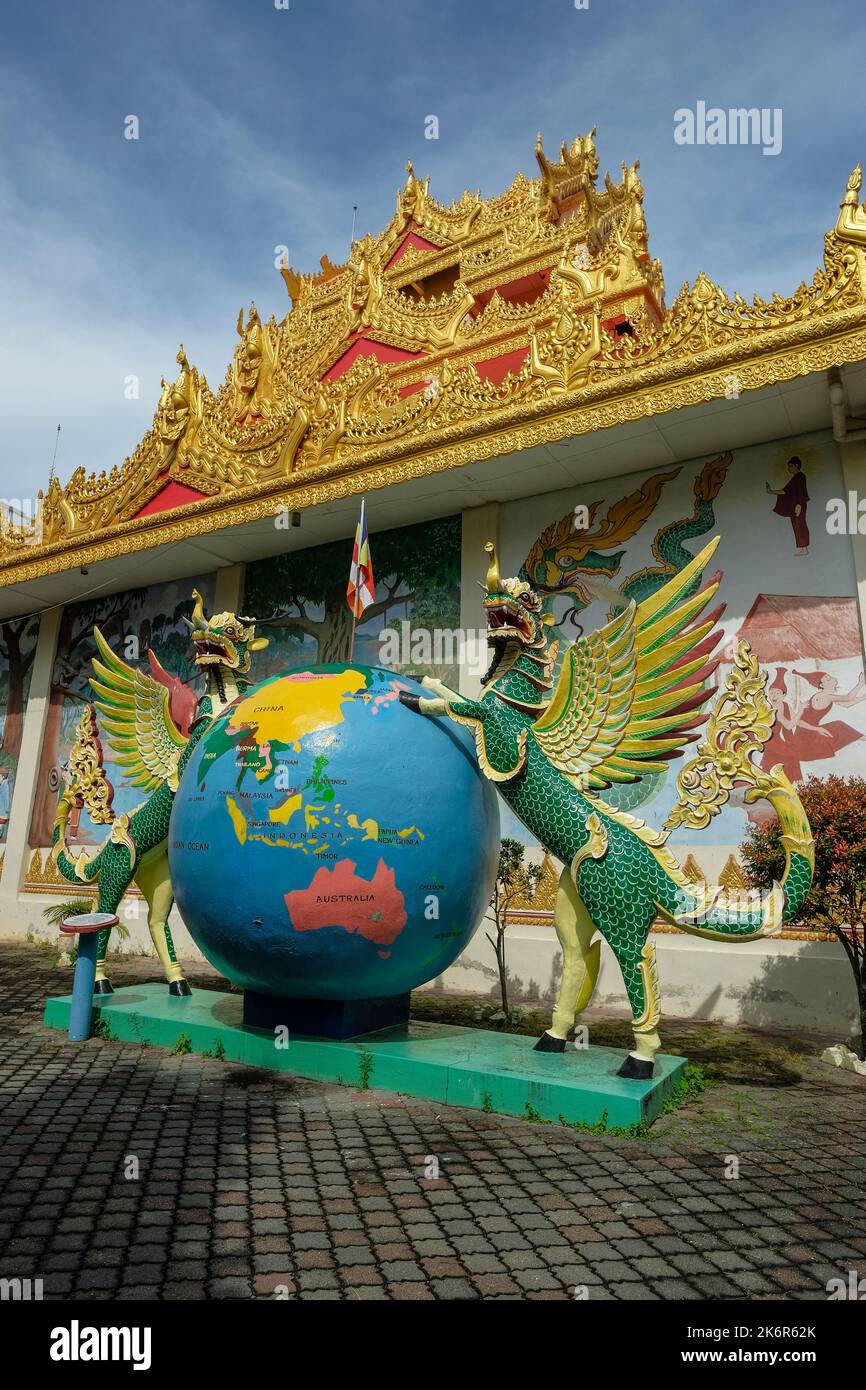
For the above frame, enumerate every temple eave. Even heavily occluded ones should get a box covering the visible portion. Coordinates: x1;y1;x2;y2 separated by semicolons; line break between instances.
4;131;866;593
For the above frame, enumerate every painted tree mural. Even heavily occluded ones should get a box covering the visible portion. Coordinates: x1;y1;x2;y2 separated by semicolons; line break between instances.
244;515;461;675
0;617;40;764
0;616;41;843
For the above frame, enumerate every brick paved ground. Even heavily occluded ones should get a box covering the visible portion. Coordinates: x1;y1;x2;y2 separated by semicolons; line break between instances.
1;943;864;1301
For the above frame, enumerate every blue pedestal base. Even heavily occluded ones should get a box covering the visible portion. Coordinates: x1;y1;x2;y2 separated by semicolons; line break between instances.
242;989;411;1039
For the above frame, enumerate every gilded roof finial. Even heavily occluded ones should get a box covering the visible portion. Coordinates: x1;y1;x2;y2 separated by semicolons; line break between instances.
835;166;866;247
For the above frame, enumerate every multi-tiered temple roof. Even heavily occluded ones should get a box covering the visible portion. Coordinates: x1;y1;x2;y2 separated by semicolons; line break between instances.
5;133;866;586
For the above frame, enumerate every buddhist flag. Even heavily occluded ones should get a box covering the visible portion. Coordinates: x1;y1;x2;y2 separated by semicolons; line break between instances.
347;499;375;619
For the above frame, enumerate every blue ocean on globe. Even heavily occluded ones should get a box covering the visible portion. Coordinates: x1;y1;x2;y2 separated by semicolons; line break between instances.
168;664;500;1000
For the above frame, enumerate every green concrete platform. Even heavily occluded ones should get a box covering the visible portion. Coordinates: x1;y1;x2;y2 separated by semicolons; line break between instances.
43;984;686;1130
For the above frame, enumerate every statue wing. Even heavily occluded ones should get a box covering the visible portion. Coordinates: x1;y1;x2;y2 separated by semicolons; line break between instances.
531;538;724;789
88;627;189;792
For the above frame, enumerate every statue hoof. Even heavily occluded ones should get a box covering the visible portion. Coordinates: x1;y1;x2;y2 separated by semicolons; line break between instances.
398;691;422;712
533;1031;567;1053
617;1053;654;1080
169;979;192;998
93;979;114;996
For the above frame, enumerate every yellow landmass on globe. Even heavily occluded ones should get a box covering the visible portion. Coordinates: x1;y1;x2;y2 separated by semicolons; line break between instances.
226;787;424;856
226;795;248;846
228;669;368;748
347;812;379;841
269;792;303;825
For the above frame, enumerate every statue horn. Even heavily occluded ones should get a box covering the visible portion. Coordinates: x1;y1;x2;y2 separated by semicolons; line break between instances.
484;542;501;594
189;588;207;630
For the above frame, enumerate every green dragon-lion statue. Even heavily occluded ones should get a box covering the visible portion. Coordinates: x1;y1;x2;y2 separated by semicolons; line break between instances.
400;537;814;1078
51;590;268;996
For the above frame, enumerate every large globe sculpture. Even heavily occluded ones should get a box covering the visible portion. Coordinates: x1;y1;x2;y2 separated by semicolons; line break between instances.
168;664;500;1003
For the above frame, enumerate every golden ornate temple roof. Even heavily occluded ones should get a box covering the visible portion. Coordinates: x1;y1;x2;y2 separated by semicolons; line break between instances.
5;136;866;586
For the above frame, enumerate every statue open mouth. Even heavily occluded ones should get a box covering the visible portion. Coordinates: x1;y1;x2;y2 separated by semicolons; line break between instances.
194;637;235;665
484;600;532;643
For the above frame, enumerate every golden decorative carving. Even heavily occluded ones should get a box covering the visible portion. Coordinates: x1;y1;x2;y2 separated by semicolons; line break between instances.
719;854;749;892
358;276;478;350
67;703;115;826
535;129;599;221
531;292;603;392
152;347;206;469
504;852;560;925
109;812;138;871
23;848;93;894
3;139;866;588
397;161;430;224
570;810;610;878
634;940;661;1033
231;304;281;422
673;851;749;894
666;640;776;831
397;160;481;243
347;235;384;332
836;166;866;248
681;853;707;885
667;642;815;902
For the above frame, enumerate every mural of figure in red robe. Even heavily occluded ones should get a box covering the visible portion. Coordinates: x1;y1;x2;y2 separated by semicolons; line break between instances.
759;669;800;782
759;666;866;782
766;455;810;554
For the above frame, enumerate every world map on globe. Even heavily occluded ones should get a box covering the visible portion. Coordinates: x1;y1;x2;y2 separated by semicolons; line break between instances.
168;664;500;1001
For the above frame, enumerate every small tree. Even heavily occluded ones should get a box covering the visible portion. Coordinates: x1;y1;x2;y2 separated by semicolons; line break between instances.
486;838;542;1015
741;774;866;1060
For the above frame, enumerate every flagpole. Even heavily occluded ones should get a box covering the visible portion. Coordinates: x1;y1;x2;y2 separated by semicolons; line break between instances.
348;497;365;662
348;600;358;663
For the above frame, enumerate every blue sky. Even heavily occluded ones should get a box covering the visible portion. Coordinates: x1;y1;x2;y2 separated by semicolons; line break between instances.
1;0;864;503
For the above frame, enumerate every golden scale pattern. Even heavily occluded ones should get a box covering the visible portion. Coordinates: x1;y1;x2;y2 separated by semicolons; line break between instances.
2;139;866;585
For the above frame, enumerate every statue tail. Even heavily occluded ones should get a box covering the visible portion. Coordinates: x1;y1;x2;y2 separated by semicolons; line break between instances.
51;788;105;885
659;640;815;940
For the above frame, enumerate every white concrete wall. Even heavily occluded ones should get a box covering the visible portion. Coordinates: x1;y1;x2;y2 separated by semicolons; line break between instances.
16;894;855;1040
10;889;203;963
421;922;858;1038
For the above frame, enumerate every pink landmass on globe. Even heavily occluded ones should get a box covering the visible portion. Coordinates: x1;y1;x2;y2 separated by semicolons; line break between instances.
371;679;411;714
284;858;407;955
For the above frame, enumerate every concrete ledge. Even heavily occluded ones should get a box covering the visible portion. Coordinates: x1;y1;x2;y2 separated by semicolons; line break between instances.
42;983;686;1129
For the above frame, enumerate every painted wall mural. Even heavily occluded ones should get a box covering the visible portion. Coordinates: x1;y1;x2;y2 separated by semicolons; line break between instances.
494;431;866;867
741;595;866;793
0;616;41;843
243;514;461;683
28;576;215;848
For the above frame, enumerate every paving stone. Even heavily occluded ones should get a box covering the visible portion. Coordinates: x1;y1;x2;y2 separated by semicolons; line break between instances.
428;1277;480;1298
0;945;863;1306
379;1259;424;1281
513;1267;564;1291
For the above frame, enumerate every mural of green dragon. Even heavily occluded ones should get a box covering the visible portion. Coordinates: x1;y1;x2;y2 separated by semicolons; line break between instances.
521;453;733;815
51;591;268;995
521;453;732;617
614;453;733;611
400;535;814;1077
